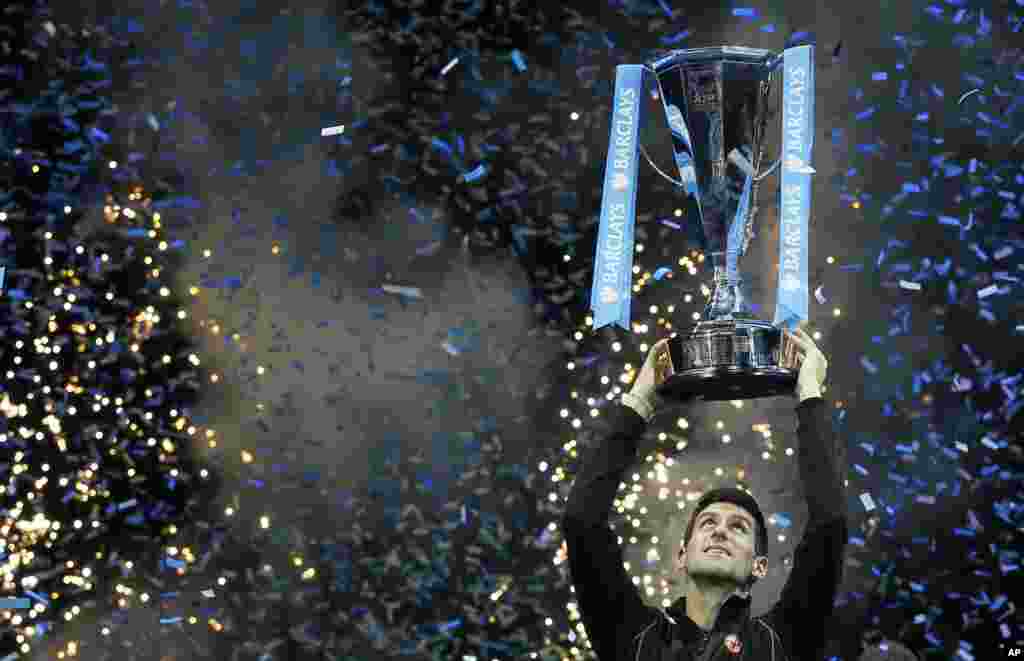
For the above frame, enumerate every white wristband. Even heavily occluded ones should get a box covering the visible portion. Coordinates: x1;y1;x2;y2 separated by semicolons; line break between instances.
797;384;822;403
621;392;655;422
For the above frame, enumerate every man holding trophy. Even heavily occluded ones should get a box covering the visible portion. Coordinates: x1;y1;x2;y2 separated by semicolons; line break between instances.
562;45;849;661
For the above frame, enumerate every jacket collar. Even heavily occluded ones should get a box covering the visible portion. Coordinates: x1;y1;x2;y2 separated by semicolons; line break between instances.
665;590;753;640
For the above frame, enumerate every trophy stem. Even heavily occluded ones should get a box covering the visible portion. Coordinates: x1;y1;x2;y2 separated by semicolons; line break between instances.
703;261;753;321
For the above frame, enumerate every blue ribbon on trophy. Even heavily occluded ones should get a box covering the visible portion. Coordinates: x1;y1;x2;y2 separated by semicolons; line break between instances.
774;45;815;330
590;65;644;331
591;45;816;334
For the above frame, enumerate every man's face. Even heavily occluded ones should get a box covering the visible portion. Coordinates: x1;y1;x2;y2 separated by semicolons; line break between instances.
676;502;767;590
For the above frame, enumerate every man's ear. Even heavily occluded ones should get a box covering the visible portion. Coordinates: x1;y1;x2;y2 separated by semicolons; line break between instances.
752;555;769;579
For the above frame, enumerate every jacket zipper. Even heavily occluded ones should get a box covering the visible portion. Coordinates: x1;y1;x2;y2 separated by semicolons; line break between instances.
635;611;713;661
695;628;715;661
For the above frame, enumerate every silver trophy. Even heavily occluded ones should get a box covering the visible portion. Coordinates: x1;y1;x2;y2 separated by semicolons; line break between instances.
649;47;808;401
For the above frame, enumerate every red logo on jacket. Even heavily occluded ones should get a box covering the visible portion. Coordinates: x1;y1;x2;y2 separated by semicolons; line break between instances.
724;634;743;655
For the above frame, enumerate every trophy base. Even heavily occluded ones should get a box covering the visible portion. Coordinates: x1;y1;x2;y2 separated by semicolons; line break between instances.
659;318;800;402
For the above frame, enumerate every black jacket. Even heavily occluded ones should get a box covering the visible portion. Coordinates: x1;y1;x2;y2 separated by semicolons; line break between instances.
562;397;849;661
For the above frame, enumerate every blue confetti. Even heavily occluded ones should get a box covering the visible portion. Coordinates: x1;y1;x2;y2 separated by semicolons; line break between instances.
462;163;488;183
855;106;878;121
660;30;691;45
510;49;527;72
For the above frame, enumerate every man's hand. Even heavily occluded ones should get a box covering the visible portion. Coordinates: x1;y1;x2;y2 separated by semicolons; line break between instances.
785;326;828;402
622;338;674;421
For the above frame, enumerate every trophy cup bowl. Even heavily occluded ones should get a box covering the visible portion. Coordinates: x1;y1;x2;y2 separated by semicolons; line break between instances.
647;47;804;402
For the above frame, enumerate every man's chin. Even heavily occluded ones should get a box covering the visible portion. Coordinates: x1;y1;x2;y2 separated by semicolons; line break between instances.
691;566;737;582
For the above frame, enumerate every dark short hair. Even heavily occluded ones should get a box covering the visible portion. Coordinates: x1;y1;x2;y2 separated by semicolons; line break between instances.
680;487;769;560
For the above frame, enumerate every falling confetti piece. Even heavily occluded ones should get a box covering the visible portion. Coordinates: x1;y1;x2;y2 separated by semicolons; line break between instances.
957;88;981;105
859;493;876;512
510;49;527;72
461;163;488;183
977;284;1000;299
321;125;346;136
382;284;424;299
440;57;460;76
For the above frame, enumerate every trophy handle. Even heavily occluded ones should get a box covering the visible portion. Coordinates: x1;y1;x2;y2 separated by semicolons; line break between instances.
639;143;686;188
754;76;781;183
638;66;688;189
755;157;781;182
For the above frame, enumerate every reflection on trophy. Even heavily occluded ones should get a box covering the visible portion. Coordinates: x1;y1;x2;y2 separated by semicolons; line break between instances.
648;47;814;402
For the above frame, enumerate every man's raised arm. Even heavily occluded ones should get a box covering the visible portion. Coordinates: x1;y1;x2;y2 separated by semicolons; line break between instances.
767;327;850;661
560;339;674;661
